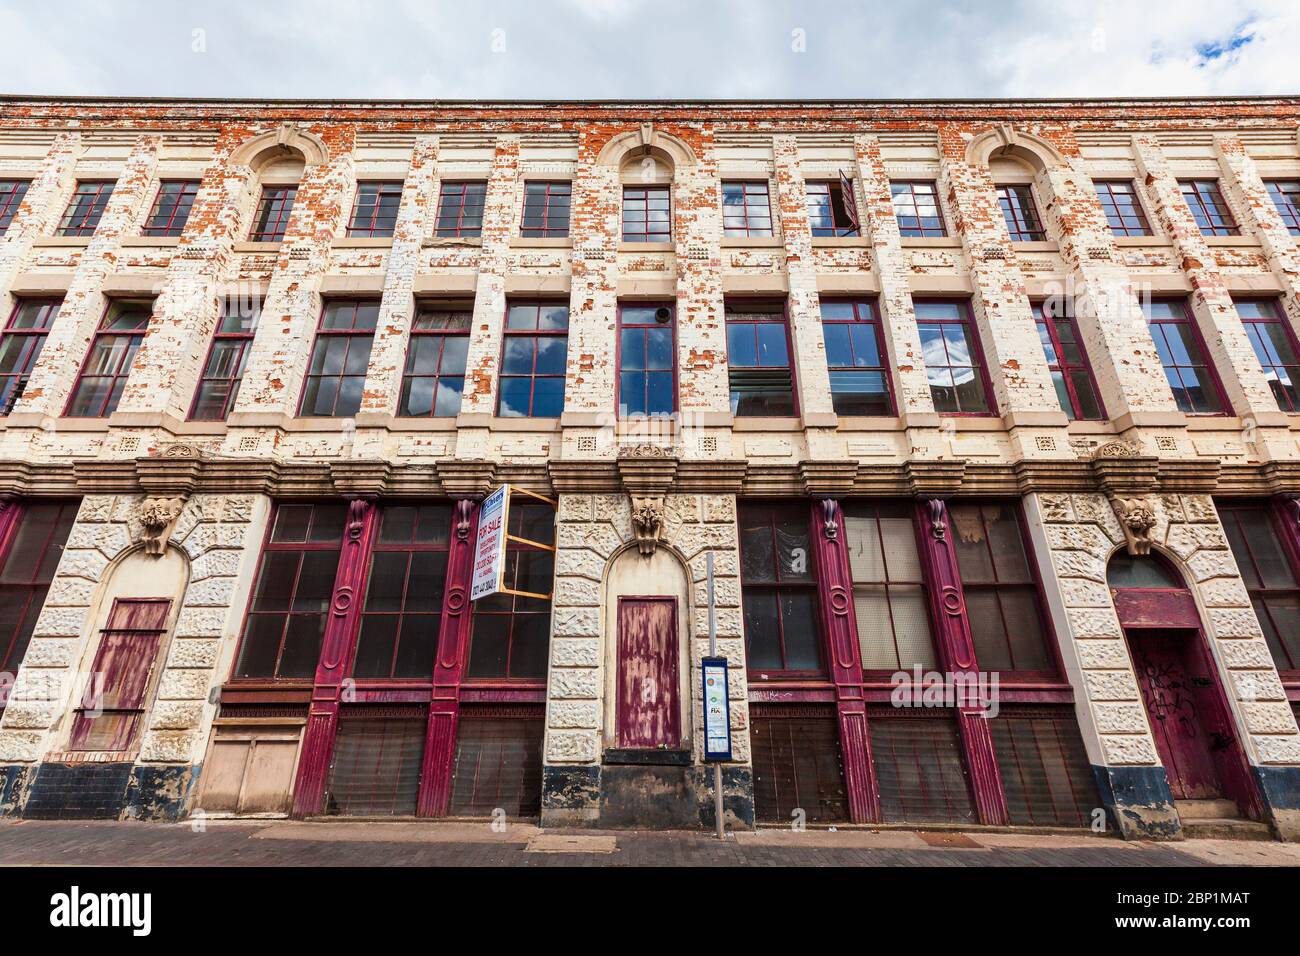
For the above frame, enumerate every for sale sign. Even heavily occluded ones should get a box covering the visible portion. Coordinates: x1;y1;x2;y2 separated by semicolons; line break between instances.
470;485;508;600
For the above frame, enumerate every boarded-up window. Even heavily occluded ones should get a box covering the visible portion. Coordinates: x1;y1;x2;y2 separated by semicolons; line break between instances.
324;712;425;816
868;709;976;824
69;598;170;751
198;721;303;816
990;706;1099;827
750;706;848;823
450;709;543;817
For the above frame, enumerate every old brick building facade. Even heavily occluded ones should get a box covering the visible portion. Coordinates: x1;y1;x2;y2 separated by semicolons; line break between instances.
0;95;1299;839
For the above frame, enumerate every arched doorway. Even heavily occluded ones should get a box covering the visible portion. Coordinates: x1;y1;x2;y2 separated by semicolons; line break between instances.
1108;551;1264;822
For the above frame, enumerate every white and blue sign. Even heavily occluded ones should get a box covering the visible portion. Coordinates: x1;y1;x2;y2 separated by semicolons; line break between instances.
702;657;732;761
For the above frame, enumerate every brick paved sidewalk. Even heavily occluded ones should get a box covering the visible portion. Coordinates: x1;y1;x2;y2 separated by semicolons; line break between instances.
2;819;1298;866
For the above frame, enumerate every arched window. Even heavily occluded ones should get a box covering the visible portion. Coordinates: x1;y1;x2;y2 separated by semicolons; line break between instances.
1106;552;1184;589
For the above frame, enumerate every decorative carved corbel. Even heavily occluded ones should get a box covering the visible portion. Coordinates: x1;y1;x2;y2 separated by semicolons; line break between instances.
454;498;474;541
631;496;665;557
136;496;186;556
1112;496;1158;556
820;498;839;540
926;498;948;540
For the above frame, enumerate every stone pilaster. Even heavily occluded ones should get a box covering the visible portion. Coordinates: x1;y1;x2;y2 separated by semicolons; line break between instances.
1031;133;1179;423
227;124;357;424
357;135;441;426
852;134;935;419
456;135;521;460
771;135;834;422
114;126;260;423
1133;135;1283;422
936;124;1061;418
1215;132;1300;356
673;127;731;439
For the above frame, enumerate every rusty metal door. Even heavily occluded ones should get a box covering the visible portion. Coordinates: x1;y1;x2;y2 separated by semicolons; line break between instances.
616;597;680;749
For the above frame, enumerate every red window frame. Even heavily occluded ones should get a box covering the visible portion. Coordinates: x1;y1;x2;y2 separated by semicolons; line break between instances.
0;179;30;234
843;501;939;676
890;181;947;238
806;180;859;237
467;493;556;682
1143;297;1229;415
189;297;261;421
721;181;774;238
1093;180;1152;237
820;299;893;416
233;503;348;681
1266;180;1300;236
65;300;152;418
58;181;114;237
1236;297;1300;414
1219;501;1300;677
347;181;403;238
299;300;379;419
725;299;797;417
399;301;472;418
1035;300;1105;421
0;500;77;681
949;500;1061;681
0;298;60;416
1180;179;1239;237
142;180;200;237
996;183;1046;242
249;185;297;242
739;502;825;678
914;299;994;416
622;185;671;242
616;302;677;418
520;181;571;238
353;505;454;681
435;181;487;238
497;301;569;419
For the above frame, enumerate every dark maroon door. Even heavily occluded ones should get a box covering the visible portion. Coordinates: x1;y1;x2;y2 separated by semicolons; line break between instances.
616;597;680;749
1129;630;1225;800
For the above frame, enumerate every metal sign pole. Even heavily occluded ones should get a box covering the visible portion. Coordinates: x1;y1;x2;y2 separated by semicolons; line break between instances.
708;551;724;840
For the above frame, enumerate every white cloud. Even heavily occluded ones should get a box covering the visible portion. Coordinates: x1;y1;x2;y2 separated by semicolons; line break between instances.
0;0;1294;99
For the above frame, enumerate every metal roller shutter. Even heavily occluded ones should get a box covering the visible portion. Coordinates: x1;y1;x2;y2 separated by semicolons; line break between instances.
989;705;1100;828
868;708;976;824
324;710;426;816
750;705;849;823
449;707;543;818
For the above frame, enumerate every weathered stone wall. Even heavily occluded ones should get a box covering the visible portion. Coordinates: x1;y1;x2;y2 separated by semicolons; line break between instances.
1030;490;1300;765
0;493;269;815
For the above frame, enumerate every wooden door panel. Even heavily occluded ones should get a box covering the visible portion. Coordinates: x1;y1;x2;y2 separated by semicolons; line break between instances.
1130;632;1224;800
616;598;679;749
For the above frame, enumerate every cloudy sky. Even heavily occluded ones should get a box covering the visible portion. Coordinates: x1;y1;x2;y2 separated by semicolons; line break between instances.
0;0;1295;100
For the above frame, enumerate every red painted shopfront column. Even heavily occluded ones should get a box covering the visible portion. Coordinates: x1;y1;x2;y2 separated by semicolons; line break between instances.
811;498;879;823
291;497;378;818
419;498;479;816
916;498;1009;826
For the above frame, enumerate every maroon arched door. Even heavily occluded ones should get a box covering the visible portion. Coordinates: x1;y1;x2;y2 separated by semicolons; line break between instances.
1108;552;1263;819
